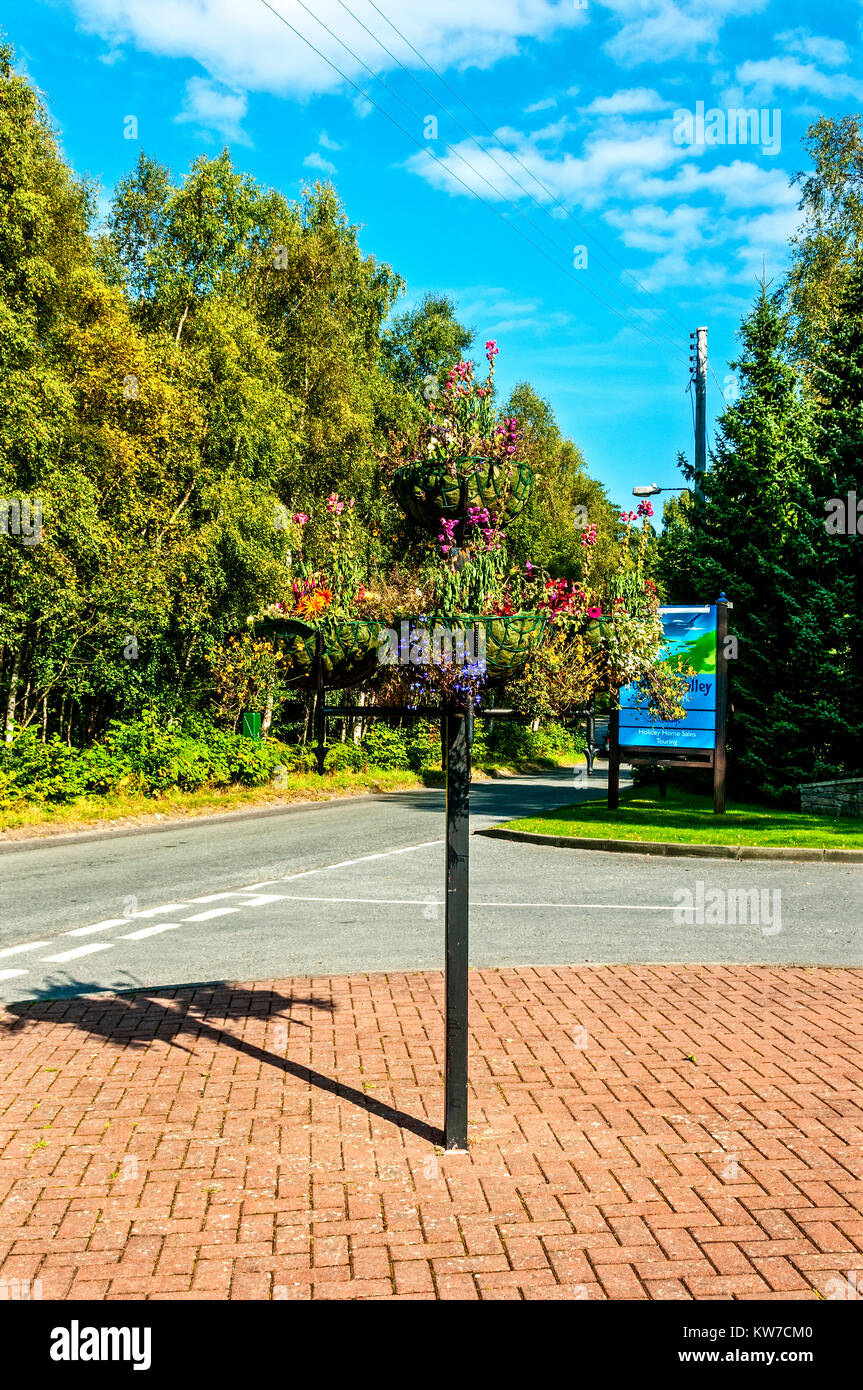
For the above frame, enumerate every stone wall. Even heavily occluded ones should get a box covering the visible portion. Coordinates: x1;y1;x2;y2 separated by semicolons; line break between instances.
799;777;863;818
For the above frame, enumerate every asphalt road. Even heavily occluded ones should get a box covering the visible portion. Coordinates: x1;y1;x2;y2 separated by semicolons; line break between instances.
0;767;860;1004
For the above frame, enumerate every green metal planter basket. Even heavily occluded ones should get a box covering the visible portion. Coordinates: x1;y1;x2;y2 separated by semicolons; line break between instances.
255;616;384;691
405;612;547;682
393;457;533;531
557;613;611;649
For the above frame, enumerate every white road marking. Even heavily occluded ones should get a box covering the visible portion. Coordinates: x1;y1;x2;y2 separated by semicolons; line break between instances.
270;895;678;910
186;891;282;905
41;943;114;963
184;907;240;921
0;941;52;959
0;969;28;980
186;892;243;903
65;919;127;936
276;841;445;883
128;904;188;918
120;923;182;940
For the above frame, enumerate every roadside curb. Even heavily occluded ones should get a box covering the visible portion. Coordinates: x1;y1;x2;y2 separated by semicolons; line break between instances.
475;825;863;863
0;788;400;855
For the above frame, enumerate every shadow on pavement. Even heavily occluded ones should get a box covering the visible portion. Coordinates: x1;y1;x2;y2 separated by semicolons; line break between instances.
1;980;442;1146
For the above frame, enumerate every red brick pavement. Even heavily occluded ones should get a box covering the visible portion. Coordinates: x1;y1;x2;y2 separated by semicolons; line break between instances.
0;965;862;1301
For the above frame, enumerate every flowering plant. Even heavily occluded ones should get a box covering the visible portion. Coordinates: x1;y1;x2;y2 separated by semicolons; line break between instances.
250;492;375;624
413;342;525;473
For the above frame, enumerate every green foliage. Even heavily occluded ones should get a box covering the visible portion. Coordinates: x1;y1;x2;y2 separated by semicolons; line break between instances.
0;40;674;764
787;116;863;364
657;284;841;800
502;382;621;584
0;714;291;808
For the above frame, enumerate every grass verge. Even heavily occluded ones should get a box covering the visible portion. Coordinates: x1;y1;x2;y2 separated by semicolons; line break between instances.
500;785;863;849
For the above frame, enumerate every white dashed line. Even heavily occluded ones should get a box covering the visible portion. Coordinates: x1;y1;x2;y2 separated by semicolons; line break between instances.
128;904;188;918
119;923;182;940
186;892;242;904
0;969;28;981
0;941;52;959
41;943;114;963
183;907;240;921
65;919;128;936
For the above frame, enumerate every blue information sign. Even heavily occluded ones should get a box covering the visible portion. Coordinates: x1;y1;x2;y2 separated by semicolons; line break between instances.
618;605;718;752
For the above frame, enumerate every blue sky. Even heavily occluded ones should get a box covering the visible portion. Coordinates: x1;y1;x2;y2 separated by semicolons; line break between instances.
5;0;863;509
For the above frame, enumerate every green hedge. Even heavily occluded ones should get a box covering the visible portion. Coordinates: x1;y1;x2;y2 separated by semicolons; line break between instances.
0;714;585;809
0;713;295;809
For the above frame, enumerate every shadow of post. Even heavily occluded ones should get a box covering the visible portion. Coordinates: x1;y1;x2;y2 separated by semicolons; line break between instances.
2;981;442;1146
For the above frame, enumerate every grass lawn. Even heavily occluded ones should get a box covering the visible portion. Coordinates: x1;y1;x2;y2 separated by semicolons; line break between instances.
501;785;863;849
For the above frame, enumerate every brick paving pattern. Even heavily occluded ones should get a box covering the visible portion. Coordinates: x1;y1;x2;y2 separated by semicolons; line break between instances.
0;965;862;1301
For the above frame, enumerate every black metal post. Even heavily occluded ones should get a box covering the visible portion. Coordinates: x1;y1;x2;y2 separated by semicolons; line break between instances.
585;698;596;776
443;703;471;1150
607;696;621;810
314;631;326;775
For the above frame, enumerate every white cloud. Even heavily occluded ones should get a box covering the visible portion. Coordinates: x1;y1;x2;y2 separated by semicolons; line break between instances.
582;88;668;115
598;0;768;67
735;56;863;102
406;101;802;290
776;29;849;69
318;130;342;150
525;97;557;114
303;151;337;175
175;76;249;142
67;0;587;97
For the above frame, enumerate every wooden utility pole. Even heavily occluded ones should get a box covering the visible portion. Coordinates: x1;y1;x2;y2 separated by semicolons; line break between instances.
691;326;707;502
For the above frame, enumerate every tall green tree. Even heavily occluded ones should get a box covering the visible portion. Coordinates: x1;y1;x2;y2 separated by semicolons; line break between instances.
813;262;863;772
503;381;620;585
787;115;863;364
658;285;837;800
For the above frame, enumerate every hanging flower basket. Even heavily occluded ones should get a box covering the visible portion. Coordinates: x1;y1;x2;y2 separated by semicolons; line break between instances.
403;612;547;682
392;457;533;531
255;616;384;690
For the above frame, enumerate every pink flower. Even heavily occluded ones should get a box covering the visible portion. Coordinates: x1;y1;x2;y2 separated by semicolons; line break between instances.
588;606;602;619
292;512;309;526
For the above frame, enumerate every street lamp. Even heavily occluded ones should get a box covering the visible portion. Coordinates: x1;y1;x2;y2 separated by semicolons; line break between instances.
632;484;686;497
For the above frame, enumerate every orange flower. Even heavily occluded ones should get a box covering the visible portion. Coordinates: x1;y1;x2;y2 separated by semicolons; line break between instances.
296;589;332;618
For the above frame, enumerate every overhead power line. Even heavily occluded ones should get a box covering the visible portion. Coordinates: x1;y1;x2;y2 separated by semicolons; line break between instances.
255;0;689;368
364;0;691;342
329;0;684;352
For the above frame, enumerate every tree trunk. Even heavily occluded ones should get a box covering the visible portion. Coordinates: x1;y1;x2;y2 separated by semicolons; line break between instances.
4;648;20;745
261;675;275;738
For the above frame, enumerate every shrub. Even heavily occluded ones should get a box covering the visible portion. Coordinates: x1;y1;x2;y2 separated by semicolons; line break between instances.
0;713;296;807
323;741;366;773
360;723;411;770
